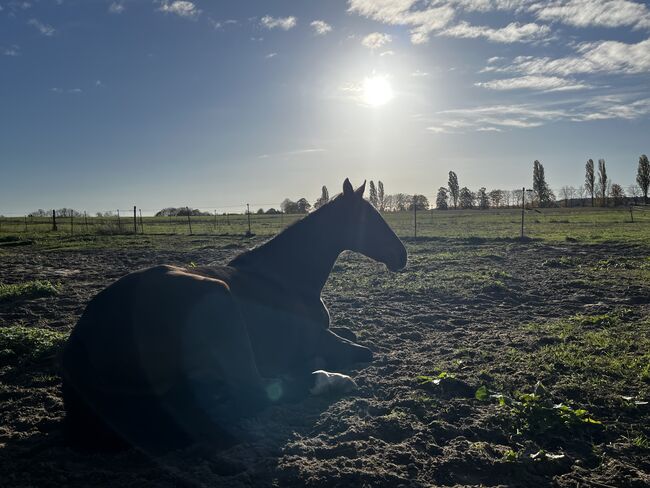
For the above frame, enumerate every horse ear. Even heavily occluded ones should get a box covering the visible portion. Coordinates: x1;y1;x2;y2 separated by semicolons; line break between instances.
343;178;354;196
355;180;366;197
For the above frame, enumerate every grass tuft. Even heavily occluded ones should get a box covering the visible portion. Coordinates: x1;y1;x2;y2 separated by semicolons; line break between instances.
0;325;67;366
0;280;59;302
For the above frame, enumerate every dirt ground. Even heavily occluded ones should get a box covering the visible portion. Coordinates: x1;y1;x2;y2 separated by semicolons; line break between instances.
1;235;649;487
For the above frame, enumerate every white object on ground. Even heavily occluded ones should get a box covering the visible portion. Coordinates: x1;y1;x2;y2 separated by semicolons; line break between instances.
310;370;358;396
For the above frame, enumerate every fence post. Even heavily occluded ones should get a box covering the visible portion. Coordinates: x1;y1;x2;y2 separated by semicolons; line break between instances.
70;214;74;235
246;203;252;236
117;210;121;232
139;209;144;233
186;207;192;235
133;206;137;235
84;211;89;233
214;210;217;232
413;202;417;239
52;209;57;231
521;187;526;239
24;215;28;233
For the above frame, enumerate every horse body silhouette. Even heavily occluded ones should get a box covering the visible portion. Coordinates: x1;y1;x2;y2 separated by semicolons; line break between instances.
60;179;407;451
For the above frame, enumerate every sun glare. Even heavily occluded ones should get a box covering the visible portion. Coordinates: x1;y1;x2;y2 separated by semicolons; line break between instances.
362;76;393;107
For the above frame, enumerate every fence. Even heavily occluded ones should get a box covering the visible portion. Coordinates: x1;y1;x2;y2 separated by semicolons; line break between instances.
0;205;648;241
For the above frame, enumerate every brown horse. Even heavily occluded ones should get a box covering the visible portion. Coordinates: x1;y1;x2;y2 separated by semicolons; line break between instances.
60;179;407;452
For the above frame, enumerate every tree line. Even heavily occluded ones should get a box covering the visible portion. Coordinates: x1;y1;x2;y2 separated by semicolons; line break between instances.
434;154;649;210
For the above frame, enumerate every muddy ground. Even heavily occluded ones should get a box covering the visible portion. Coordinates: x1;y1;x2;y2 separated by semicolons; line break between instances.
1;235;649;487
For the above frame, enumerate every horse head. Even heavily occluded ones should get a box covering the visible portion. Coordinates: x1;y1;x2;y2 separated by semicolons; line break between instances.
336;178;407;272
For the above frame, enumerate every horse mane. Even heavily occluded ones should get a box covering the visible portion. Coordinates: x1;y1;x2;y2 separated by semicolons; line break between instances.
228;194;343;269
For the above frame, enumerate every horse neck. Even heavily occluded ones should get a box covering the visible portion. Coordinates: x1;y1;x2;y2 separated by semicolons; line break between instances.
231;207;343;297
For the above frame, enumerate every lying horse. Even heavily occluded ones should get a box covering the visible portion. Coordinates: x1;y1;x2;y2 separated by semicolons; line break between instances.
60;179;407;452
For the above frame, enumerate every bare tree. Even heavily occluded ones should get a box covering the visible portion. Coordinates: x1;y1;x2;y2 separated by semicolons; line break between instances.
585;159;595;207
512;188;523;208
576;185;586;206
560;186;576;207
610;183;625;206
628;184;641;205
394;193;408;211
489;189;503;208
637;154;650;204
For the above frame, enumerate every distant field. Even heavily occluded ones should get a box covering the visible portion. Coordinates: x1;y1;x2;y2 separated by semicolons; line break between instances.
1;206;649;245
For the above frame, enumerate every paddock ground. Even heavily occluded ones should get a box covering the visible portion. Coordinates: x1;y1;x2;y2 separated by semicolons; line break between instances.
1;208;649;487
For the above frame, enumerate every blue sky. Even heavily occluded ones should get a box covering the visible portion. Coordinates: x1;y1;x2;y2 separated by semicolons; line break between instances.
1;0;649;214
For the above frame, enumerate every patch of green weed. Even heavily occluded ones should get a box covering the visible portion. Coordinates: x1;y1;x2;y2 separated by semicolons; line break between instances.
0;280;59;302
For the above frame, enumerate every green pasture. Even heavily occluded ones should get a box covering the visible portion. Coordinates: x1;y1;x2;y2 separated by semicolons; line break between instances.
1;206;650;248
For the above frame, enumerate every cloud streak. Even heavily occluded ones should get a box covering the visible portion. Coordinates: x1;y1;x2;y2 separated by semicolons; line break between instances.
28;19;55;36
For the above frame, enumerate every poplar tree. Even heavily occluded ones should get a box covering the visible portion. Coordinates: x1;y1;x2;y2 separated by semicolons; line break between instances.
377;181;386;211
436;187;448;209
585;159;595;207
448;171;459;209
637;154;650;204
368;181;379;207
598;158;608;206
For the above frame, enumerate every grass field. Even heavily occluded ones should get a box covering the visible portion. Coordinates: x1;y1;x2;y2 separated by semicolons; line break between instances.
1;206;649;487
2;206;650;246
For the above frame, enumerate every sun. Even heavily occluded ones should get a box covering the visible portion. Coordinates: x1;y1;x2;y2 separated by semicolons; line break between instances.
362;75;394;107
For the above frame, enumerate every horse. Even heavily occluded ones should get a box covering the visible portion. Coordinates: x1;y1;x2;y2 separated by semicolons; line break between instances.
60;178;407;452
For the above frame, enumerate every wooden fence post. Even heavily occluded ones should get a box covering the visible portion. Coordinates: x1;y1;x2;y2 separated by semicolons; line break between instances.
52;209;57;231
139;209;144;233
70;214;74;235
186;207;192;235
84;211;89;233
413;202;417;239
133;206;137;234
117;210;121;232
24;215;28;233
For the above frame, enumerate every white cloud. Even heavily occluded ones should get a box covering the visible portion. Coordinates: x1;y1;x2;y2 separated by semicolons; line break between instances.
260;15;297;30
411;69;429;77
361;32;392;49
476;75;591;91
348;0;455;44
310;20;332;35
498;38;650;76
28;19;55;36
531;0;650;30
265;52;277;59
425;94;650;133
157;1;200;20
3;45;20;56
108;2;124;14
440;21;550;43
380;50;395;56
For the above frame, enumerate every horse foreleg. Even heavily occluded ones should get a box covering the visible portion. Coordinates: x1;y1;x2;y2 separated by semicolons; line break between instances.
181;290;272;416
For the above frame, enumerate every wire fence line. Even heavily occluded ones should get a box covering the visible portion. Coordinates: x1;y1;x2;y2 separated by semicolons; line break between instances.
0;205;648;241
